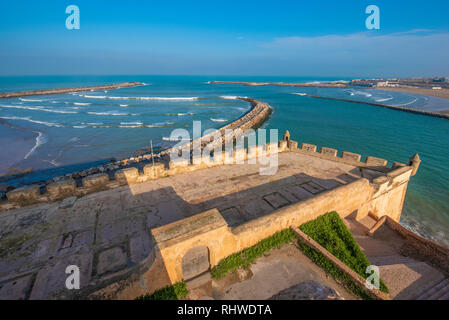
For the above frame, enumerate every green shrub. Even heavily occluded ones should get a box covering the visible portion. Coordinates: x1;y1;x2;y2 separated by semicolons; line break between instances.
298;211;389;296
211;229;297;279
136;282;188;300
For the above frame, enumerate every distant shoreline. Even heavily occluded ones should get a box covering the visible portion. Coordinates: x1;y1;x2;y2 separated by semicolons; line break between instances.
0;82;144;99
374;86;449;101
210;80;449;117
300;94;449;120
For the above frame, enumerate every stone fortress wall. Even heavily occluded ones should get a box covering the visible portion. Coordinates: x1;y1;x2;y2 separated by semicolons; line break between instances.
0;96;426;299
88;132;422;299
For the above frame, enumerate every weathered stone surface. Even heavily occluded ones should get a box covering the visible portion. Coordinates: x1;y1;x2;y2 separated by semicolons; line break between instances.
29;253;92;299
130;232;153;264
182;246;210;280
114;167;139;185
301;143;317;153
263;192;291;209
321;147;338;157
0;274;34;300
341;151;362;162
365;156;388;167
7;185;41;205
82;173;109;190
269;281;343;300
96;247;127;276
299;181;326;194
46;180;77;199
143;163;165;179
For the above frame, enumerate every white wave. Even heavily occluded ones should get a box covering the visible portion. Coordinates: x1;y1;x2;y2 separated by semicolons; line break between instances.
79;94;199;101
68;136;80;142
392;98;418;107
292;93;307;96
119;104;129;107
24;132;47;159
74;102;91;106
146;122;175;128
19;98;44;102
375;97;393;102
84;122;103;125
0;116;62;127
73;125;87;129
87;111;128;116
120;122;143;126
0;104;77;114
351;90;372;97
210;118;227;122
220;95;238;100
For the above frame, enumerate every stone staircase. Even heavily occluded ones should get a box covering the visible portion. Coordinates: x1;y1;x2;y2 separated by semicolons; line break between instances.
415;278;449;300
344;216;448;300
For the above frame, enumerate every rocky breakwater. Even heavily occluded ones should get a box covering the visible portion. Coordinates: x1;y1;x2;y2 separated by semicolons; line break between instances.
0;82;144;99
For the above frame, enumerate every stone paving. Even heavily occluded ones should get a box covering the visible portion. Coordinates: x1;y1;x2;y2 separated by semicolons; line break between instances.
0;151;364;299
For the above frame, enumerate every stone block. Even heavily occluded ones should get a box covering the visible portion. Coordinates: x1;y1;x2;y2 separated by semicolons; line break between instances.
143;163;166;179
7;185;41;205
287;140;298;150
365;156;388;167
82;173;109;190
114;167;139;185
301;143;317;153
341;151;362;162
182;246;210;280
46;180;77;199
278;140;288;152
321;147;338;157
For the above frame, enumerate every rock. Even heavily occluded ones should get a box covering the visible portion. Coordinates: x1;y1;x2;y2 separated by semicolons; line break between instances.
59;196;77;209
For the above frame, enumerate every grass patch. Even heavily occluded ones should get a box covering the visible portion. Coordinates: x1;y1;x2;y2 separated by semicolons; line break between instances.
136;282;188;300
298;212;389;298
211;229;297;279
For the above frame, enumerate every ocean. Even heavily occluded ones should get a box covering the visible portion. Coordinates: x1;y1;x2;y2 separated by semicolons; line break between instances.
1;75;449;247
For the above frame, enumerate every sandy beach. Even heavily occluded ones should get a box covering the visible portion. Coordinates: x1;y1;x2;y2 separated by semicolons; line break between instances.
376;87;449;100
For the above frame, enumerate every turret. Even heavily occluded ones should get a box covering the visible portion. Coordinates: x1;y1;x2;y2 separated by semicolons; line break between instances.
283;130;290;142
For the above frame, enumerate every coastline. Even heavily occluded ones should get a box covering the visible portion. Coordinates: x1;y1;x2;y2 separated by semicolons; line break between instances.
0;121;38;176
0;82;144;99
299;94;449;120
375;86;449;101
211;80;449;117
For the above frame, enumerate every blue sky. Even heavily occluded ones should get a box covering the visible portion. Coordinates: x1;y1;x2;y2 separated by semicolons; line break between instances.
0;0;448;76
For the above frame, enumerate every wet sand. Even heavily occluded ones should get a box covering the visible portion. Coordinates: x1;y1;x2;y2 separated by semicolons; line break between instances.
0;122;37;176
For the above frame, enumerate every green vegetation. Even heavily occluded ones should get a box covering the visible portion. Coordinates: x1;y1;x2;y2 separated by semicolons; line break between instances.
298;211;389;298
136;282;188;300
211;229;297;279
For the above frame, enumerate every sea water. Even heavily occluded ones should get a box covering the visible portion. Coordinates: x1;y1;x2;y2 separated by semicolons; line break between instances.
0;75;448;247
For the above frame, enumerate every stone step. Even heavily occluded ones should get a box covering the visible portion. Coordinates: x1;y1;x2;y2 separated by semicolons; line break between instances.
369;255;418;267
377;261;445;300
415;278;449;300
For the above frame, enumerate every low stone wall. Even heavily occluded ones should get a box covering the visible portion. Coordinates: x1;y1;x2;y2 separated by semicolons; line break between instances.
384;217;449;275
291;227;390;300
1;141;279;211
